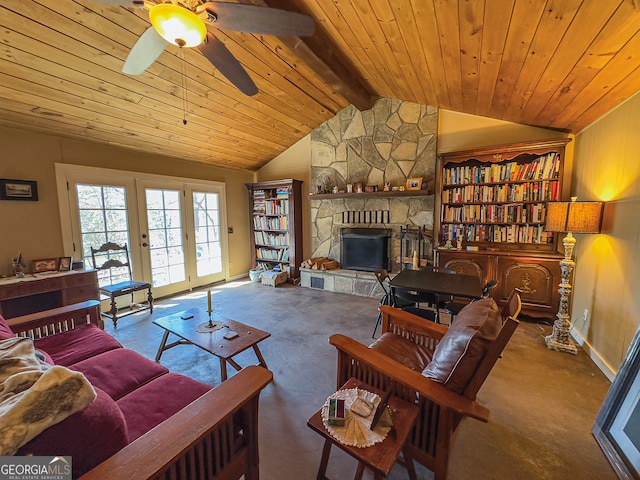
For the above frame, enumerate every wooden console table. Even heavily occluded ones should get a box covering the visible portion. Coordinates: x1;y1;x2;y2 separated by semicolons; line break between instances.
0;270;99;319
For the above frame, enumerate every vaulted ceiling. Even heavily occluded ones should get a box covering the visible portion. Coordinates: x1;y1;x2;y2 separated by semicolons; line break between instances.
1;0;639;171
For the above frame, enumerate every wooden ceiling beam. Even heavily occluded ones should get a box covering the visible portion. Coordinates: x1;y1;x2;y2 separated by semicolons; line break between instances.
261;0;374;112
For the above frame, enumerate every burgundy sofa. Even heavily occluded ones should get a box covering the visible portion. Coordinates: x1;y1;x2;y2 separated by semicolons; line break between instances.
1;300;272;480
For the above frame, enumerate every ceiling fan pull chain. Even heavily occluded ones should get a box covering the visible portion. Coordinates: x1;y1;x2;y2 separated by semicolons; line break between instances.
180;48;188;126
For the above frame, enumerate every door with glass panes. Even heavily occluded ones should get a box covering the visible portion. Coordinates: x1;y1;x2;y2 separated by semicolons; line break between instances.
70;175;226;299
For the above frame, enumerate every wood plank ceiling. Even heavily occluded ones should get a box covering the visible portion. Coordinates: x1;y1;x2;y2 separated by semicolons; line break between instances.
1;0;639;171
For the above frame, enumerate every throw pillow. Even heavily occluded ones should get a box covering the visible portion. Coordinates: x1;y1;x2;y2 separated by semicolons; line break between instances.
422;298;502;393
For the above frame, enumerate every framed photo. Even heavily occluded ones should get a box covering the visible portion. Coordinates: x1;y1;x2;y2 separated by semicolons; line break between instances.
58;256;72;271
32;258;58;273
0;179;38;201
593;328;640;479
405;177;423;191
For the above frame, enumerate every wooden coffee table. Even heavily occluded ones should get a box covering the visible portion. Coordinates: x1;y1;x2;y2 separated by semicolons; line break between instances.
307;378;419;480
153;308;270;381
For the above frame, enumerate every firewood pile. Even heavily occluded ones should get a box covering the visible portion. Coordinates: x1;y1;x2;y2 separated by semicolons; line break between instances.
300;257;339;270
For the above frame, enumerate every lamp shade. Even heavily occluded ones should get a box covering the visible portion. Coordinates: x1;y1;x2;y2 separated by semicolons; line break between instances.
545;200;603;233
149;4;206;48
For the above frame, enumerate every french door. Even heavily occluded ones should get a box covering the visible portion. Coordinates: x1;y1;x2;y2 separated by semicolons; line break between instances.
137;182;226;298
59;165;228;299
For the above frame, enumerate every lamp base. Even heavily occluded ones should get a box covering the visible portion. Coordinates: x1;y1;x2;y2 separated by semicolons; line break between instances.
545;332;578;355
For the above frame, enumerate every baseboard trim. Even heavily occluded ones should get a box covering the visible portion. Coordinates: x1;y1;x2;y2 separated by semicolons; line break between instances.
571;329;616;382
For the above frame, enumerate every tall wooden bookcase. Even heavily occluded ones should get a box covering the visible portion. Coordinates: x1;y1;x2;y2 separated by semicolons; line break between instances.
246;179;303;279
434;138;571;319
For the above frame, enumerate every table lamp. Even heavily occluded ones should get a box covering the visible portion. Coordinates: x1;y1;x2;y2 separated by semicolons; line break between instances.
544;197;603;354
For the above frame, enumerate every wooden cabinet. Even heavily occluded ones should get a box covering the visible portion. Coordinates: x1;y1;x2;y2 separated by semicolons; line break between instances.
0;270;99;318
246;179;303;279
436;249;561;319
434;139;571;318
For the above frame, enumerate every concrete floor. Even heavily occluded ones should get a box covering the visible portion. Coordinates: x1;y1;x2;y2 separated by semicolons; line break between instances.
104;279;617;480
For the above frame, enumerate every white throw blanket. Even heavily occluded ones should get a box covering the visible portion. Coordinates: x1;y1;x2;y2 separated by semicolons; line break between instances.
0;337;96;455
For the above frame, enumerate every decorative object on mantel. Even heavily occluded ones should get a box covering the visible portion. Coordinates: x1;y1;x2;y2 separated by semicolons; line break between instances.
0;179;38;201
405;177;423;191
544;197;603;354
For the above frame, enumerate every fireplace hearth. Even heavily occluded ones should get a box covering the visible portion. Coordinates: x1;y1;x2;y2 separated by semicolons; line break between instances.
340;228;391;272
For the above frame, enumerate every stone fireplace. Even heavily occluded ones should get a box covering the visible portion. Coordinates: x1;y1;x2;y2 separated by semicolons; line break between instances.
302;98;438;297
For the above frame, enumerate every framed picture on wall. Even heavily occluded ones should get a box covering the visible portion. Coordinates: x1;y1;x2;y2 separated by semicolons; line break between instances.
0;178;38;201
593;328;640;479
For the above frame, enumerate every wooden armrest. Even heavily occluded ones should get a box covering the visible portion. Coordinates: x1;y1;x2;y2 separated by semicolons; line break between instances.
79;366;273;480
7;300;103;334
330;334;489;423
380;305;449;339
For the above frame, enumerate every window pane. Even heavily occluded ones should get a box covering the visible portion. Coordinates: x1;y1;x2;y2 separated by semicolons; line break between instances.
146;190;164;209
77;185;104;209
76;184;131;287
105;210;128;231
192;191;222;278
79;209;106;233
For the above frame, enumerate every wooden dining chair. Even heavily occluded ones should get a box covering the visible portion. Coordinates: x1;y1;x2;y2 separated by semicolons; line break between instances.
444;279;499;323
90;242;153;327
373;269;414;337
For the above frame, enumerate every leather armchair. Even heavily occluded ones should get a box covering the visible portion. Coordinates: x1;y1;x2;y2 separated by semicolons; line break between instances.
330;289;521;480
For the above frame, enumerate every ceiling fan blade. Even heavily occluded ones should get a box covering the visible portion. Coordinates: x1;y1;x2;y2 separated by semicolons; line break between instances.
122;26;169;75
200;2;315;37
92;0;144;6
198;32;258;96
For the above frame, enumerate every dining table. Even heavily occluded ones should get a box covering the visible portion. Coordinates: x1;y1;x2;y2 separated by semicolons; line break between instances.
389;268;483;322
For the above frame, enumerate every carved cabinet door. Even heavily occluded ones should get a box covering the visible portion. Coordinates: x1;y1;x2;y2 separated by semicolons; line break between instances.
497;256;561;318
437;251;492;281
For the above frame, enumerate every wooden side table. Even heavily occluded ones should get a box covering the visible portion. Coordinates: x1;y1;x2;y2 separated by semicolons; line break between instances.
307;378;419;480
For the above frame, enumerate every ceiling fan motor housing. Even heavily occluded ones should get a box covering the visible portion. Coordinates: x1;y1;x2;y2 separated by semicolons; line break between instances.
149;3;206;47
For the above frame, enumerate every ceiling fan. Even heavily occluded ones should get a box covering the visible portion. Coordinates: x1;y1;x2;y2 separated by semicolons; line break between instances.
98;0;315;96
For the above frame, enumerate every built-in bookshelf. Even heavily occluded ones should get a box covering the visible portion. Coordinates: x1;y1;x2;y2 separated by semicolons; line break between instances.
434;138;571;319
438;143;566;250
246;179;302;279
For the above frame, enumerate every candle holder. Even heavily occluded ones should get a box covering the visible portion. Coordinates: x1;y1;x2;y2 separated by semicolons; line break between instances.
195;301;224;333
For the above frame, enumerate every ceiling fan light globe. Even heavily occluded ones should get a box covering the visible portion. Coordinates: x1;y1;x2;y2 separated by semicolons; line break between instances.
149;4;206;48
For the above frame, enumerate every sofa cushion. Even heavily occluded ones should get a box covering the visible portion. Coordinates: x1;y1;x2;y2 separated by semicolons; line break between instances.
117;372;211;442
34;323;122;366
0;314;14;340
422;298;502;393
369;332;434;372
70;348;169;400
17;386;129;479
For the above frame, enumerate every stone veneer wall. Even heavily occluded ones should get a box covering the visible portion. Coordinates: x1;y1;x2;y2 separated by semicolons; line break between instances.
309;98;438;271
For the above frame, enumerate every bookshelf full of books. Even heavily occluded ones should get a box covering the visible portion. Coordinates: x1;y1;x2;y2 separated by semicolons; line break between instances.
246;179;303;279
434;139;571;319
